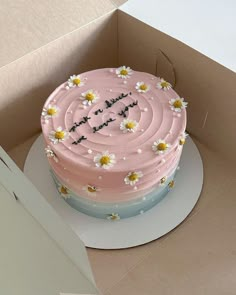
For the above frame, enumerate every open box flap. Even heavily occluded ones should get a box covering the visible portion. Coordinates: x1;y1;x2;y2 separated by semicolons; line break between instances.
0;0;118;68
0;146;98;295
120;0;236;72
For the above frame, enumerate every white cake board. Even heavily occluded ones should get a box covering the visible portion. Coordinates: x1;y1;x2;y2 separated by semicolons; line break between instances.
24;134;203;249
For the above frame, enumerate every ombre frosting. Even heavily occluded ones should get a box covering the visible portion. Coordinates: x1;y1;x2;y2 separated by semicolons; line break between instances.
41;67;187;218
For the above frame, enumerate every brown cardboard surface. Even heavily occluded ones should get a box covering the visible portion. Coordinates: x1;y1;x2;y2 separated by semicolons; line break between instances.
118;11;236;163
8;135;236;295
0;0;116;67
0;12;118;150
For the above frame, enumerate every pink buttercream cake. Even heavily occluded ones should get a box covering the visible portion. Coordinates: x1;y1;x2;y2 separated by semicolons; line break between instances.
41;67;188;219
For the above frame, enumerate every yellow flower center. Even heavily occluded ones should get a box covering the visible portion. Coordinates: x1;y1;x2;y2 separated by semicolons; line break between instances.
125;122;135;129
179;138;186;145
87;186;96;193
47;108;57;116
60;186;68;194
120;69;128;76
86;92;95;101
168;180;175;188
111;215;117;220
73;78;81;85
173;100;182;108
157;143;167;151
100;156;111;165
160;177;166;184
55;131;65;140
161;81;169;88
128;173;138;182
140;84;148;91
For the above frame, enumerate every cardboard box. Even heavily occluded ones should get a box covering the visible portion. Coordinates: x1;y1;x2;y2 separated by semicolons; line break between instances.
1;0;236;294
0;147;98;295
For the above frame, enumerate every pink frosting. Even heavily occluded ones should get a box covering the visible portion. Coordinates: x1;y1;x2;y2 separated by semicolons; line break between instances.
41;68;187;202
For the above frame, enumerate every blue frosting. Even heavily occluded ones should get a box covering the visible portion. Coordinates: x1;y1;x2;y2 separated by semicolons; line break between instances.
51;171;177;220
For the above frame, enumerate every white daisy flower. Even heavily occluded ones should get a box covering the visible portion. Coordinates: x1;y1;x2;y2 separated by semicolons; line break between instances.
135;81;150;93
94;151;116;169
67;74;84;88
159;176;167;186
115;66;133;79
82;184;99;196
156;78;172;91
152;139;171;155
41;105;59;119
120;119;139;133
57;185;70;199
124;171;143;186
107;213;120;221
169;97;188;112
45;145;58;162
179;132;188;145
49;127;69;144
80;89;99;106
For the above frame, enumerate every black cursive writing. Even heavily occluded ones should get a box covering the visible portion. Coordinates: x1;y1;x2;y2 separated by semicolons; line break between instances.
69;116;91;132
92;118;116;133
118;101;138;118
72;135;87;145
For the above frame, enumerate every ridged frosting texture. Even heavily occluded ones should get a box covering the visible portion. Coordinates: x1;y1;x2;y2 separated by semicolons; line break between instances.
41;68;187;202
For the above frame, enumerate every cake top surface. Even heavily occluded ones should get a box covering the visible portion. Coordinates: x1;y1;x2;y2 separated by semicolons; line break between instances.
41;67;187;172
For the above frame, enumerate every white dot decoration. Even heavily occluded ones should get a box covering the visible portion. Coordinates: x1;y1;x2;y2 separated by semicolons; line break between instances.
123;81;127;84
63;167;66;170
109;69;113;73
140;210;144;214
161;159;166;163
83;105;87;109
123;157;126;160
109;134;112;137
137;149;142;154
84;77;88;80
109;89;113;92
177;113;181;117
150;97;154;100
65;86;70;90
177;166;180;170
142;196;146;201
134;186;137;190
70;110;73;113
140;129;144;132
93;204;97;207
168;131;172;134
68;147;72;150
115;204;119;208
98;176;102;180
88;149;93;154
143;108;148;112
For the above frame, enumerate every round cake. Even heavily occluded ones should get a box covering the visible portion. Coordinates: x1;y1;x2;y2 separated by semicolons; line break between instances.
41;66;188;220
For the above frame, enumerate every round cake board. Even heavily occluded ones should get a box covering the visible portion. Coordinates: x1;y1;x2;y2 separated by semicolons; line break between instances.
24;134;203;249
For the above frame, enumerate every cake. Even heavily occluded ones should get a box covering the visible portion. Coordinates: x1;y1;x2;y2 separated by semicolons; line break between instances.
41;66;188;220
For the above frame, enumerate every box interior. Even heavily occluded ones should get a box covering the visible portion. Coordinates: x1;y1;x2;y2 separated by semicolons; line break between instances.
1;1;236;293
